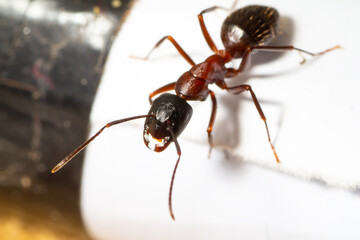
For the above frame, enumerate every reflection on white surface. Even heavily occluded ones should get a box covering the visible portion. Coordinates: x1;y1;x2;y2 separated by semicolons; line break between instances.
81;0;360;239
5;0;115;51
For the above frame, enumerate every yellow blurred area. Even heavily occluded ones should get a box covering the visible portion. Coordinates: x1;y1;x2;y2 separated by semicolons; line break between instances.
0;210;90;240
0;187;90;240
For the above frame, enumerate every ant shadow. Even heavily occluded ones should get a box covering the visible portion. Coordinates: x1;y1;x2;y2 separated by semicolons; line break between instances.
213;93;284;176
213;16;296;172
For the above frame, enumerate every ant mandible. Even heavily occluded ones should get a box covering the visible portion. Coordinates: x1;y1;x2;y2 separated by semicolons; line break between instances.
52;4;340;221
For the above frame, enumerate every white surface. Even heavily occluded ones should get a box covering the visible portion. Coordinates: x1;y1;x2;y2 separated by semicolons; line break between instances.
82;130;360;240
81;0;360;239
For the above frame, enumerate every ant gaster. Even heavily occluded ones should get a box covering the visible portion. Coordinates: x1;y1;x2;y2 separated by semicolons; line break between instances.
52;4;340;221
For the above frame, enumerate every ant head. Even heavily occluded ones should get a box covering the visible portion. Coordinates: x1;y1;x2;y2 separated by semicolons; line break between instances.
143;93;193;152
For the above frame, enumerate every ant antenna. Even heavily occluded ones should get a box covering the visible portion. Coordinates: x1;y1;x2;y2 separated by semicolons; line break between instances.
52;115;154;173
167;123;182;221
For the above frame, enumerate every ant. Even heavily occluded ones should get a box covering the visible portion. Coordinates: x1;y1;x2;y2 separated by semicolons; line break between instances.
52;4;340;221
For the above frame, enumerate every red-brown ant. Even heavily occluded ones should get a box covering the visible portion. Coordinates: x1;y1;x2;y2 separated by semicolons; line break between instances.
52;4;340;221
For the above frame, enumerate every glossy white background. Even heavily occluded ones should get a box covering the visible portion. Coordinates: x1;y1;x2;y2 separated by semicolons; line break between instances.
81;0;360;239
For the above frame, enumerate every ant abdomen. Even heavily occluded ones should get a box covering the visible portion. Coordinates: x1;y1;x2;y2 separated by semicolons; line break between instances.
221;5;280;58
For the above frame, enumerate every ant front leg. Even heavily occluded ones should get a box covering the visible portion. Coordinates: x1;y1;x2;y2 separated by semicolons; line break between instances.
148;82;176;104
218;81;280;163
132;35;195;66
225;45;341;77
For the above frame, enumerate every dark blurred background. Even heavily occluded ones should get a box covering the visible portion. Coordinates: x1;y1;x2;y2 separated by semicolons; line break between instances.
0;0;132;238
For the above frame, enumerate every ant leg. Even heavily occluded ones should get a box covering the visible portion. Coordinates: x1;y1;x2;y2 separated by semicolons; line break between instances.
219;82;280;163
198;6;228;53
225;45;341;77
207;90;217;157
131;35;195;66
148;82;176;104
252;45;341;58
229;0;239;12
